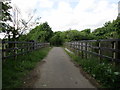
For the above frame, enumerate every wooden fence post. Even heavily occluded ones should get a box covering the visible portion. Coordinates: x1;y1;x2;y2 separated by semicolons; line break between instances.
2;41;5;61
118;41;120;62
78;41;80;56
113;41;119;65
87;42;90;58
85;42;87;59
76;42;78;55
75;42;77;54
98;40;101;62
81;42;83;59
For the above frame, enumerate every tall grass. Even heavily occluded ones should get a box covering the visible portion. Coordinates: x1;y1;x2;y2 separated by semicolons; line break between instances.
65;49;120;88
3;47;51;88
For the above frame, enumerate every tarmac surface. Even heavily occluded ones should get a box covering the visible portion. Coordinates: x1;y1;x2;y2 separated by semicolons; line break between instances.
33;47;95;88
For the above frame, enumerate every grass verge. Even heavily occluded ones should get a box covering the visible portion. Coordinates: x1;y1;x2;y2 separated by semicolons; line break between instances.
64;48;120;88
3;47;51;88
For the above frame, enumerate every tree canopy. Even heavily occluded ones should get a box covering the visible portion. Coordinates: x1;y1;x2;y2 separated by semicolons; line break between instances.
23;22;53;42
1;1;120;45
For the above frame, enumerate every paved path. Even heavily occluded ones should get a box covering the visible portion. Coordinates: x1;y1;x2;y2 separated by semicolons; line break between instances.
33;47;95;88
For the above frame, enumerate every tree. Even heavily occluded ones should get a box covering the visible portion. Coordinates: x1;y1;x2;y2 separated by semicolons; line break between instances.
81;29;91;34
50;31;64;46
92;19;120;39
26;22;53;42
114;18;120;38
0;1;12;40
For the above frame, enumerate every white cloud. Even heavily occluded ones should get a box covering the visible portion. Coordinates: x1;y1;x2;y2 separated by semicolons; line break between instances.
11;0;37;21
6;0;120;32
37;0;54;8
40;0;118;31
0;0;118;38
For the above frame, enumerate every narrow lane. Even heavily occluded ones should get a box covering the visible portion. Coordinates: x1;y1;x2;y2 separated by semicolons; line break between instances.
33;47;95;88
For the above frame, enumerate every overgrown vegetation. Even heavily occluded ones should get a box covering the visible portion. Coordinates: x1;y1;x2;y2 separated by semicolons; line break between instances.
1;0;120;88
65;50;120;88
22;22;53;42
1;0;119;44
3;47;51;88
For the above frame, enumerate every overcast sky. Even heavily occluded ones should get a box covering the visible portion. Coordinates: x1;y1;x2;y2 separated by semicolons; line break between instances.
2;0;119;35
10;0;119;32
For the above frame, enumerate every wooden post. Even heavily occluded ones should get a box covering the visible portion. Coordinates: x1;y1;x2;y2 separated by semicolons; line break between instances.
76;42;78;54
98;41;101;62
90;42;92;58
36;42;37;49
113;41;118;65
76;42;78;55
22;43;25;55
81;42;83;59
27;43;29;52
70;42;72;52
75;42;77;54
87;42;90;58
33;42;34;50
90;42;93;58
117;41;120;62
2;41;6;61
71;42;73;52
73;42;75;53
15;42;18;58
78;41;80;56
85;42;87;59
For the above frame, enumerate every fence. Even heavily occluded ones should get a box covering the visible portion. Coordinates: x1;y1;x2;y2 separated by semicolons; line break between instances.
65;39;120;63
1;41;50;60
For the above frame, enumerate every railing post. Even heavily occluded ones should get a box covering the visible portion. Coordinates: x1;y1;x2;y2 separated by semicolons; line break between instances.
78;41;80;56
75;41;77;54
87;42;90;58
117;41;120;62
81;42;83;59
85;42;87;59
71;42;73;51
16;42;18;58
28;43;29;52
76;42;78;54
73;41;75;52
98;40;101;61
2;41;6;61
113;41;119;65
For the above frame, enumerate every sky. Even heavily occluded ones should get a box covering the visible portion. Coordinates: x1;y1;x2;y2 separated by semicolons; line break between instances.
0;0;119;39
10;0;119;32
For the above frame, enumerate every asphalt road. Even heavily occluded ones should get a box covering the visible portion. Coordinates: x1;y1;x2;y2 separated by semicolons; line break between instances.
33;47;95;88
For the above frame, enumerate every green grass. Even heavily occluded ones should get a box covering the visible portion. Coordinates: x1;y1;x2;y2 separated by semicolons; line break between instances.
64;48;120;88
3;47;52;88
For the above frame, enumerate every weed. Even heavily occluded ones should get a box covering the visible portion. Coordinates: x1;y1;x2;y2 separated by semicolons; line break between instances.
3;47;51;88
65;48;120;88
